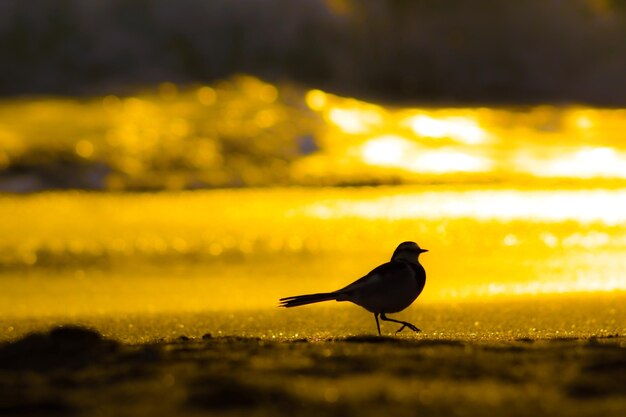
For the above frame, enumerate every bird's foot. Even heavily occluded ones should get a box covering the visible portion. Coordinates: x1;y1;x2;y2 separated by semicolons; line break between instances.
395;322;421;334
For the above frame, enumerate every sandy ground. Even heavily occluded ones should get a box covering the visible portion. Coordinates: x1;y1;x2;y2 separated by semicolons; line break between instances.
1;325;625;417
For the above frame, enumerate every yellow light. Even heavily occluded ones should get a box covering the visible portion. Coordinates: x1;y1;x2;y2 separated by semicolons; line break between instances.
327;107;382;134
540;232;558;248
414;150;489;173
197;86;216;106
75;140;94;158
473;276;626;298
522;147;626;179
562;232;609;248
503;234;519;246
328;108;362;134
298;189;626;225
361;135;412;166
305;89;328;111
169;118;190;137
258;84;278;103
360;136;489;174
254;109;278;128
575;115;593;129
405;115;447;137
404;114;487;144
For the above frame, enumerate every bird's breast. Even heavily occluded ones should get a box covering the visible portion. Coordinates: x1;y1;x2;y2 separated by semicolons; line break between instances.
408;262;426;295
349;262;424;314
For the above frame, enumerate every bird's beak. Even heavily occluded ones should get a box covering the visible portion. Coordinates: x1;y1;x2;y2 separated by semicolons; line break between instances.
419;248;429;253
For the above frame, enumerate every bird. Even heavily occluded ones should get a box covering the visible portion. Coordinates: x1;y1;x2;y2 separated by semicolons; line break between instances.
279;241;428;335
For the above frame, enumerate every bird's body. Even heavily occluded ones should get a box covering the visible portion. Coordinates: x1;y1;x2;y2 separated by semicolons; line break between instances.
279;241;428;335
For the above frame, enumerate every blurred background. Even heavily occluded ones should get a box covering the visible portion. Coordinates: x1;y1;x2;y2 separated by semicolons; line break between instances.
1;0;625;339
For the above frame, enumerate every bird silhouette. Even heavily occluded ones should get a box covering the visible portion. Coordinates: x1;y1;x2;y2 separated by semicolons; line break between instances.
280;241;428;335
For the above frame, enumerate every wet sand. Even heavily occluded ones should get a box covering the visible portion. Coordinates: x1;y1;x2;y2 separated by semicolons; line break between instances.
1;324;625;417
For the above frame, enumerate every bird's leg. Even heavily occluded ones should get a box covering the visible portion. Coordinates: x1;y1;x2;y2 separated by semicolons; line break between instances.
374;313;381;336
380;313;421;334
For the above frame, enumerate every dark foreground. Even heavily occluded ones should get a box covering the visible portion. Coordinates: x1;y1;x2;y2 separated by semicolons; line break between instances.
1;326;624;417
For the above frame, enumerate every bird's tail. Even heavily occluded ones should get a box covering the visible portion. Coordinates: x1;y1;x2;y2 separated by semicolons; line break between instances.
279;292;338;308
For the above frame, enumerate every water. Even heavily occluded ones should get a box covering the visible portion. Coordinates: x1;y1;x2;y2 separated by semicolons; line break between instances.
1;187;625;342
2;77;626;192
1;78;626;343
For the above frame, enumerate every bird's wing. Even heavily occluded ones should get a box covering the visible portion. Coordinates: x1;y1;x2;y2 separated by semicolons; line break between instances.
335;262;411;296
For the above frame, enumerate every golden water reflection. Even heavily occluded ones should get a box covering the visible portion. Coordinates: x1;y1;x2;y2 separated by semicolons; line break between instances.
1;76;626;319
0;187;624;319
360;136;491;174
296;88;626;185
519;146;626;179
2;76;626;192
295;189;626;224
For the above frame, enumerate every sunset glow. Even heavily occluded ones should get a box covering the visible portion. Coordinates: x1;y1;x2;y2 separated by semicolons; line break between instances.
1;77;626;320
300;88;626;183
295;188;626;224
327;107;383;134
403;114;488;144
360;135;412;166
360;136;490;173
520;146;626;179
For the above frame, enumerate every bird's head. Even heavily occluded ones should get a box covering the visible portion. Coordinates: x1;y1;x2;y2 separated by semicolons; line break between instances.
391;241;428;263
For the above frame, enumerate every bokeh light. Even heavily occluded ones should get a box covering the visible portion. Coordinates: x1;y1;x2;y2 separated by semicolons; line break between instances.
0;76;625;326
